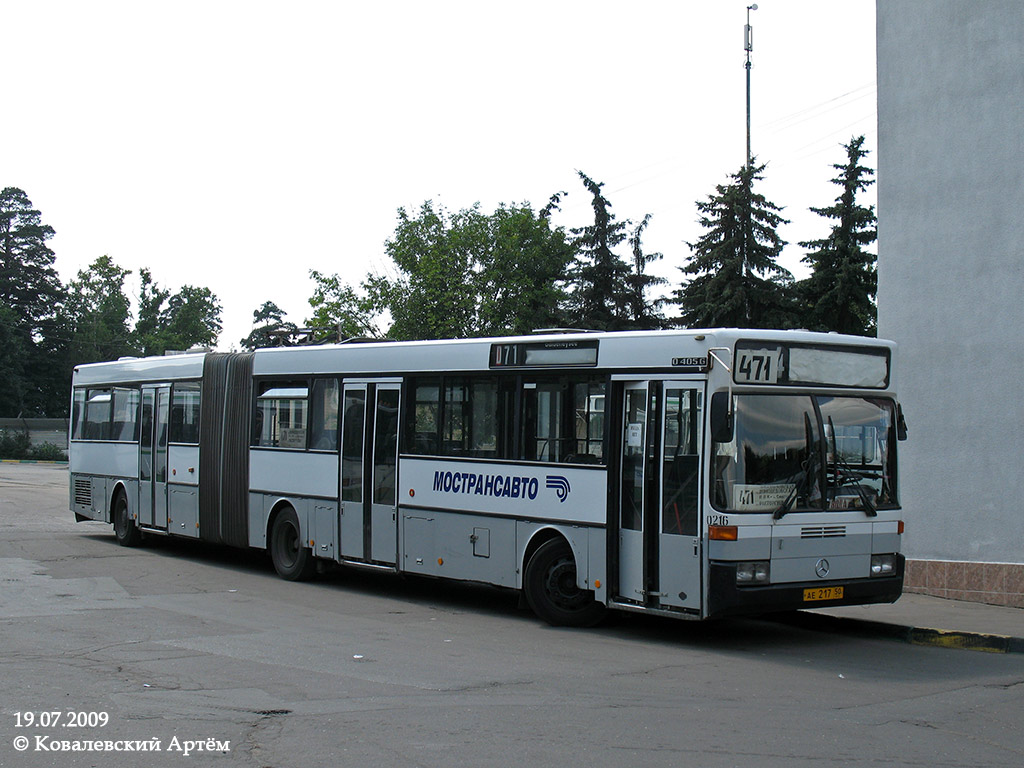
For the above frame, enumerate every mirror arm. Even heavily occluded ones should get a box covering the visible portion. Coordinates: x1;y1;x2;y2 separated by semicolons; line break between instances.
708;347;734;430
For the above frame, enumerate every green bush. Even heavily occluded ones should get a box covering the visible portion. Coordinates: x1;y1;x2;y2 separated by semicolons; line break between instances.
0;429;31;460
0;430;68;461
30;442;68;461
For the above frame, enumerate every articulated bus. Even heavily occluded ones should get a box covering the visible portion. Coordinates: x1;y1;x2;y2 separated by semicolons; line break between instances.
69;329;907;626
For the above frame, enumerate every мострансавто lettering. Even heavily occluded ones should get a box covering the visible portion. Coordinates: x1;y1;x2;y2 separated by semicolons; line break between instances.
432;470;539;500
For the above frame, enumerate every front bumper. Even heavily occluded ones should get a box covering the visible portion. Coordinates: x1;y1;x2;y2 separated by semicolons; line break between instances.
706;554;905;620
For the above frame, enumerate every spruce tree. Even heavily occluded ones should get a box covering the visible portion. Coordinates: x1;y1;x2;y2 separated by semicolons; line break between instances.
798;135;878;336
563;172;633;330
625;214;667;328
673;163;794;328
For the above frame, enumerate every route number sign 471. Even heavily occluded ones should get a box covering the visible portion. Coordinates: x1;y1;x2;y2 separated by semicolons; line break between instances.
735;347;783;384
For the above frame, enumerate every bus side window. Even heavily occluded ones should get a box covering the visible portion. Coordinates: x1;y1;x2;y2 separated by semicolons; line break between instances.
84;389;112;441
253;381;309;449
663;388;699;536
308;378;340;451
408;379;440;456
521;377;606;464
373;389;400;505
71;389;86;440
170;382;201;444
112;388;140;442
341;390;365;502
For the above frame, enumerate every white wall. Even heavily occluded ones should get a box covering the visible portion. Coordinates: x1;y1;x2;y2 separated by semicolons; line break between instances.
877;0;1024;563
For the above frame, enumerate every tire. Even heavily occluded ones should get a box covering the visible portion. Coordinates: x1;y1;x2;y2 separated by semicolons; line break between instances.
269;507;316;581
523;538;606;627
112;491;142;547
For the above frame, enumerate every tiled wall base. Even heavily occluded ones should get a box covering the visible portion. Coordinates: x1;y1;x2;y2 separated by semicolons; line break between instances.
904;559;1024;608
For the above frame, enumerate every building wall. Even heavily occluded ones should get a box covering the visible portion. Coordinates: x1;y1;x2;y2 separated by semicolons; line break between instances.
877;1;1024;603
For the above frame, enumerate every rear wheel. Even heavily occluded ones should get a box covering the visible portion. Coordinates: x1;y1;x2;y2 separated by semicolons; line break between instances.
112;491;142;547
269;507;316;581
524;538;606;627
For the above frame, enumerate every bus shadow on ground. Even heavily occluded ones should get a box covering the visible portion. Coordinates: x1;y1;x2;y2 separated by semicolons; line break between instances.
83;530;907;657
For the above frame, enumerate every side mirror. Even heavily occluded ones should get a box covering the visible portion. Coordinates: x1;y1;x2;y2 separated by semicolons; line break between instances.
896;403;908;441
710;391;734;443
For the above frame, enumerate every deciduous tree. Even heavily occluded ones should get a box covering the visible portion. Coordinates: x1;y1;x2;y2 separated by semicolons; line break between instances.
370;199;575;340
65;255;135;364
473;203;575;336
305;271;380;342
132;271;222;354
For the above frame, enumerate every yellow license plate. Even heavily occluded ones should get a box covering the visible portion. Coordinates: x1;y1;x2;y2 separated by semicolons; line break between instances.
803;586;844;602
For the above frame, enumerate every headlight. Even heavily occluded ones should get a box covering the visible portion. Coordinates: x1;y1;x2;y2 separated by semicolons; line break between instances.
871;554;896;576
736;561;770;584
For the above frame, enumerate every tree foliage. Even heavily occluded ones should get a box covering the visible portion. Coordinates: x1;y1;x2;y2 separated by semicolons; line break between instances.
373;200;575;340
474;203;576;335
563;172;634;330
0;187;65;416
135;268;171;356
305;271;380;342
673;163;795;329
240;301;298;350
132;271;222;355
65;255;135;364
161;285;222;351
798;136;878;336
625;214;668;328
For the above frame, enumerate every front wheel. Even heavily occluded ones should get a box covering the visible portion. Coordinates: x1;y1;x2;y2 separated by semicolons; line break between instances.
112;491;142;547
523;538;606;627
269;508;316;581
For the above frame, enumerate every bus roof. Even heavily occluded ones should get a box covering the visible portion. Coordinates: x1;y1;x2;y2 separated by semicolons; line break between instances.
71;329;896;387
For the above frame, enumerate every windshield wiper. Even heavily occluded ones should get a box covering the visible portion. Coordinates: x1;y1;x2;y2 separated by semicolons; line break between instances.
773;413;817;521
827;416;877;517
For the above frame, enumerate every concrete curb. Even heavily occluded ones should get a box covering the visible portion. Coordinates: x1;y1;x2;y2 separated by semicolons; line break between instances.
0;459;68;465
772;611;1024;654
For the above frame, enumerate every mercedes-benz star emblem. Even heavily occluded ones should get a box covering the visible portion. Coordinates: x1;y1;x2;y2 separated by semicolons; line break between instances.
814;558;831;578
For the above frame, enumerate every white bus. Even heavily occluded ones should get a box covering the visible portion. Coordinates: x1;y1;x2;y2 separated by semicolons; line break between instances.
69;329;907;626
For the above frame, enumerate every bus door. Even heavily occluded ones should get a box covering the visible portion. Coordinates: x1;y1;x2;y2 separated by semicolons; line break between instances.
138;384;171;529
339;381;401;564
616;380;702;611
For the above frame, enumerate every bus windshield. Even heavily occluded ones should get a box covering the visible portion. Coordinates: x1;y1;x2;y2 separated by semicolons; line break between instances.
713;394;898;514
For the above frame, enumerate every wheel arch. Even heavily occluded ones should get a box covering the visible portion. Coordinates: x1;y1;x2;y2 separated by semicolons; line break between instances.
519;525;589;591
266;497;305;548
108;480;131;525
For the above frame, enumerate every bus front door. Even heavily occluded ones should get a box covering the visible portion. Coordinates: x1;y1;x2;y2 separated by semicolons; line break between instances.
339;381;401;565
617;380;702;612
138;385;170;529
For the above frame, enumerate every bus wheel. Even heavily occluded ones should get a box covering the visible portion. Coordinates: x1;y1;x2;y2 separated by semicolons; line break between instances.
269;508;315;581
112;491;142;547
524;538;606;627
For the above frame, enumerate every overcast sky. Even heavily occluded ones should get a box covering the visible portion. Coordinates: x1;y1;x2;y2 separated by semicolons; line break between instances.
2;0;877;350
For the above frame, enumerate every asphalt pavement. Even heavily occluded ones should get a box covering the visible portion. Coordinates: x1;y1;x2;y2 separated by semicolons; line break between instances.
6;460;1023;652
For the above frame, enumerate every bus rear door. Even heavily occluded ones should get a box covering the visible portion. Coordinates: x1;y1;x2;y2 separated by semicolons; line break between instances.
138;384;170;529
339;380;401;565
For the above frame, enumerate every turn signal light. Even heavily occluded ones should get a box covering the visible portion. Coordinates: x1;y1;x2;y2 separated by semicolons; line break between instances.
709;525;738;541
898;520;905;534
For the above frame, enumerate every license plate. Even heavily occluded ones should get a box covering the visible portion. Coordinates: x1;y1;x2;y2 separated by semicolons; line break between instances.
803;586;844;602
